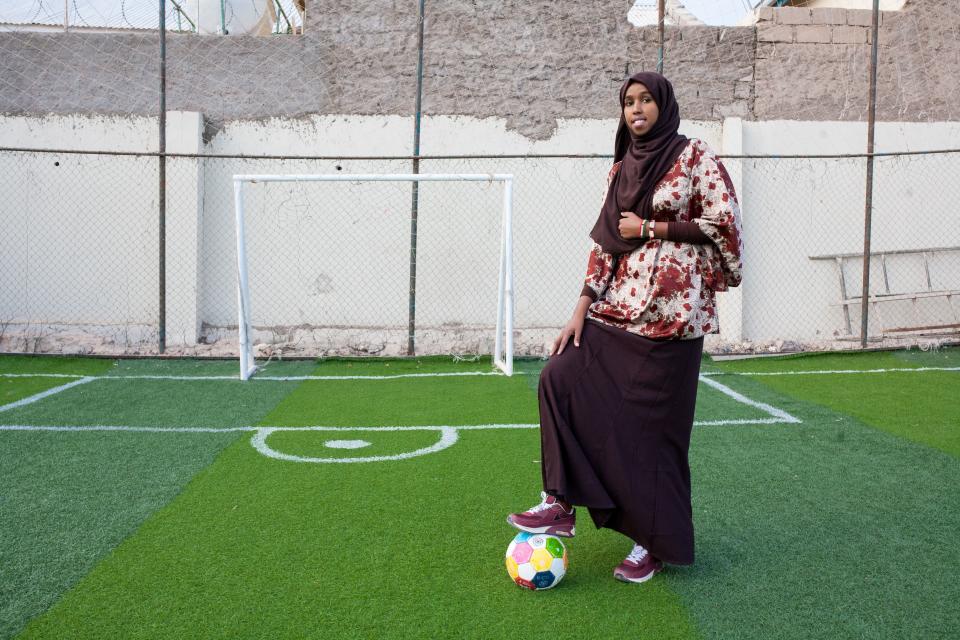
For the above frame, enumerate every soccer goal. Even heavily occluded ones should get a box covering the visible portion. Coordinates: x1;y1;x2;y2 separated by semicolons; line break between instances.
232;173;515;380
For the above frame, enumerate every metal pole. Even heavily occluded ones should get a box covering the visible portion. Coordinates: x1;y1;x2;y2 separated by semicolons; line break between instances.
657;0;665;74
64;0;69;31
859;0;880;347
220;0;226;34
159;0;167;353
408;0;426;356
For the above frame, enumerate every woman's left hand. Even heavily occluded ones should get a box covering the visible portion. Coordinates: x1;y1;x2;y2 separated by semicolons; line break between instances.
619;211;644;239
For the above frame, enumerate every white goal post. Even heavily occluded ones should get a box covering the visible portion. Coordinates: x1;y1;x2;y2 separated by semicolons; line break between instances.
232;173;515;381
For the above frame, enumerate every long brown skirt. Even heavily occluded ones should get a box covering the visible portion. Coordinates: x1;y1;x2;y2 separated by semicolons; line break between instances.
539;319;703;565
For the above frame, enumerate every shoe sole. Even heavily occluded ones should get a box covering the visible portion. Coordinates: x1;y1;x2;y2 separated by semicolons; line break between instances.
613;567;662;584
505;516;575;538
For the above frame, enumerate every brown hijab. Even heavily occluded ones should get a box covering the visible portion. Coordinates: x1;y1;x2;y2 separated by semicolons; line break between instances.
590;72;689;255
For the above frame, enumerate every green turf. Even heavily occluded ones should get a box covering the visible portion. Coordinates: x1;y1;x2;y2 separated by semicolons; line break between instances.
310;355;500;375
17;430;698;640
0;356;116;376
1;377;81;407
4;351;960;639
746;370;959;458
107;357;319;378
0;378;297;429
714;349;960;458
261;376;539;427
0;356;116;406
672;375;960;639
712;346;959;374
0;429;240;639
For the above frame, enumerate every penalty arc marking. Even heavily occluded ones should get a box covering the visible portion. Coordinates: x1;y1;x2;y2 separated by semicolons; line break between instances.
251;426;460;463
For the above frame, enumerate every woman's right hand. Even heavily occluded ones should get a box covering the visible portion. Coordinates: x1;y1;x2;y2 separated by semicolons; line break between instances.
551;296;593;356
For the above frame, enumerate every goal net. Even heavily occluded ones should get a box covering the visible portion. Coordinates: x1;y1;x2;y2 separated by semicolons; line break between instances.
232;173;515;380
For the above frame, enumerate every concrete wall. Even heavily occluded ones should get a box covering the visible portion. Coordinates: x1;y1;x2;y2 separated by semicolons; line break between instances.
739;119;960;342
1;1;956;137
1;0;957;354
2;112;958;356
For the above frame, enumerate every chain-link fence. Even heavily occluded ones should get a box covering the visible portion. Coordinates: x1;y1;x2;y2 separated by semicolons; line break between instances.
1;1;958;358
2;148;957;357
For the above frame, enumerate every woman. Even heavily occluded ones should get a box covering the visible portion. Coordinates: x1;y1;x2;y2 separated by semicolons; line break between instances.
507;72;743;584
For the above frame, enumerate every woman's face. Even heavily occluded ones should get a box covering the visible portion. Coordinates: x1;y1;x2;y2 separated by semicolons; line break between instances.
623;82;659;136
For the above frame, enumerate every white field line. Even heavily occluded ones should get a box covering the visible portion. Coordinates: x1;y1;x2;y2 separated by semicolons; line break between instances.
0;371;517;381
0;377;96;413
698;375;801;424
3;366;957;383
0;373;804;463
0;376;795;466
700;366;960;377
0;425;253;433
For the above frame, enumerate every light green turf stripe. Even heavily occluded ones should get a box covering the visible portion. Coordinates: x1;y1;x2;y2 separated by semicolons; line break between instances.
17;364;699;639
713;346;959;374
16;429;698;639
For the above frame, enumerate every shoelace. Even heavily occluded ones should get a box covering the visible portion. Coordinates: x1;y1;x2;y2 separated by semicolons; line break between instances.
626;545;648;564
527;491;555;513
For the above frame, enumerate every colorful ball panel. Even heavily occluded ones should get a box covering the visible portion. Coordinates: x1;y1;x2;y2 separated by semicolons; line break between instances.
517;562;536;582
551;557;566;577
545;537;565;558
505;556;519;580
532;571;556;589
511;542;533;564
528;534;547;549
530;548;553;572
515;577;536;590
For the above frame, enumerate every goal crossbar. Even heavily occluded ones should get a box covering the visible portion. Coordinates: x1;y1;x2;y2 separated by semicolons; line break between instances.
232;173;515;381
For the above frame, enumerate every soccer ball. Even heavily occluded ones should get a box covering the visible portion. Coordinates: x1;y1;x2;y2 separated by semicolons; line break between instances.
505;531;568;590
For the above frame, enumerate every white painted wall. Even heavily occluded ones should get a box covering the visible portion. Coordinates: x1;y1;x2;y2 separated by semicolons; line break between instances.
740;120;960;341
1;112;956;355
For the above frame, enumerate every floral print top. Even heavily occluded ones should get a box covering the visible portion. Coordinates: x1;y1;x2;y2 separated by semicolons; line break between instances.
581;138;743;340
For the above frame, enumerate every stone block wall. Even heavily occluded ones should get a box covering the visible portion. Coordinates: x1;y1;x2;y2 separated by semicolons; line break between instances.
0;0;956;138
753;1;958;121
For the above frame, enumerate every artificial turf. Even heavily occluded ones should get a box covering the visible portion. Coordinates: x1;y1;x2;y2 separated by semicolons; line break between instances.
2;349;959;639
0;357;114;406
712;348;960;457
0;429;241;639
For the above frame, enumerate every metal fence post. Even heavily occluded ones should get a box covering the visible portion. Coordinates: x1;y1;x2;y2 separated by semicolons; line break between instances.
859;0;881;347
159;0;167;353
657;0;665;74
408;0;426;356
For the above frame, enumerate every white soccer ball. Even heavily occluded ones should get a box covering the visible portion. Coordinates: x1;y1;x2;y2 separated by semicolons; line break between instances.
504;532;568;590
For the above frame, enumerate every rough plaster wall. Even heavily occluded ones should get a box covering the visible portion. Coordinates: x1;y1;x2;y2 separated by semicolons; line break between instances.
754;0;960;121
307;1;753;138
0;32;336;130
0;0;956;136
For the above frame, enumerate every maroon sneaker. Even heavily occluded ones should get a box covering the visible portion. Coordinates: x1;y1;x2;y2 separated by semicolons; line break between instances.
506;491;575;537
613;545;663;584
